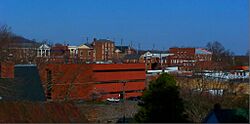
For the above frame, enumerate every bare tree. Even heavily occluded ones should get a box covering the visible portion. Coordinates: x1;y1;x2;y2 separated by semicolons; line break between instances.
206;41;234;68
0;25;14;62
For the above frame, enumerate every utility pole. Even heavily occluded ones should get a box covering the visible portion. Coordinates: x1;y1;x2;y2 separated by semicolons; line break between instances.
121;80;127;123
137;43;140;54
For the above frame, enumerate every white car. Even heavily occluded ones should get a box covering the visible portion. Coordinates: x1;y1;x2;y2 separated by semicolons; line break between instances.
106;98;120;102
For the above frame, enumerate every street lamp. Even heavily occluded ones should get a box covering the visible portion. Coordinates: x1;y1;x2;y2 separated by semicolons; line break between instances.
121;80;127;123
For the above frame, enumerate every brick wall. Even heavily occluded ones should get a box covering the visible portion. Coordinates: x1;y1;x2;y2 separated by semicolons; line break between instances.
93;41;114;61
38;63;146;101
0;62;14;79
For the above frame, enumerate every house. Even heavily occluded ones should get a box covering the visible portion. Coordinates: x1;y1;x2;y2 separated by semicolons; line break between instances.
77;44;94;63
203;104;248;123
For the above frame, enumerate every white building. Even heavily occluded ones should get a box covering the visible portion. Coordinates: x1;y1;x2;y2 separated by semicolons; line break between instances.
68;46;78;57
37;44;51;57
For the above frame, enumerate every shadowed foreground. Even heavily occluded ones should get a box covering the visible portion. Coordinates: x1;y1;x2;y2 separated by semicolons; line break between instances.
0;101;88;123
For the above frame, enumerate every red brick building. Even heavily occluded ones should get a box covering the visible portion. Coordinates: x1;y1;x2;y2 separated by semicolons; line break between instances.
77;44;94;63
168;48;212;70
0;62;14;78
38;63;146;101
49;44;70;63
92;39;115;62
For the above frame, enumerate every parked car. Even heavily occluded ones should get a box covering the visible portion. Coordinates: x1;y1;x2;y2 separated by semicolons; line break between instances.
106;98;120;102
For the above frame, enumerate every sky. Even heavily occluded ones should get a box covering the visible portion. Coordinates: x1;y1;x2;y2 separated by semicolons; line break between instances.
0;0;249;55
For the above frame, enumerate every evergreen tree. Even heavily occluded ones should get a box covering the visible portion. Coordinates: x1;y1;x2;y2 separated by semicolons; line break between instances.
134;73;188;123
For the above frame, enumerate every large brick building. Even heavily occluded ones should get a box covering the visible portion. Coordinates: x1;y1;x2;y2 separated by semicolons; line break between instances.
92;39;115;62
38;63;146;101
168;48;212;70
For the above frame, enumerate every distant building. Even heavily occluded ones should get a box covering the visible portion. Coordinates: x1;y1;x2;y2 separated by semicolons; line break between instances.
114;46;136;62
77;44;94;63
92;38;115;62
49;44;70;63
0;36;39;64
37;44;51;57
68;46;78;58
233;55;249;66
168;48;212;71
141;50;173;70
123;54;142;63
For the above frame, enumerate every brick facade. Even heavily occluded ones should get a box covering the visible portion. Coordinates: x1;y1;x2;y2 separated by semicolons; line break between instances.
38;63;146;101
0;62;14;78
168;48;212;70
92;39;115;61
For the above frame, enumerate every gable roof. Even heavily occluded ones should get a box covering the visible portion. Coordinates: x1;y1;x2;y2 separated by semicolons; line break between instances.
203;108;249;123
38;44;50;49
78;44;90;49
195;48;212;54
115;46;129;53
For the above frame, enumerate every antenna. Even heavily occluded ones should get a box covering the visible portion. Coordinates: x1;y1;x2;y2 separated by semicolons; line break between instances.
120;38;123;52
130;41;133;48
137;43;141;54
153;43;155;51
121;38;123;46
86;37;89;44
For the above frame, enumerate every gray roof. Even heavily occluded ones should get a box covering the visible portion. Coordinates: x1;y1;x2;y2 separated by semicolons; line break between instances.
0;65;46;101
123;54;141;59
115;46;129;53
